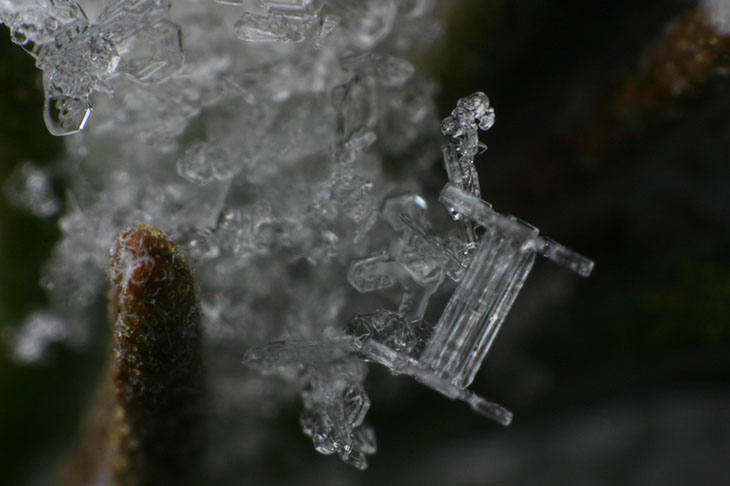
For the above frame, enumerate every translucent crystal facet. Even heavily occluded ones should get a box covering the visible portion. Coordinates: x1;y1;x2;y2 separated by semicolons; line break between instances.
177;142;236;185
420;228;537;389
117;17;182;83
263;0;325;18
440;183;596;277
234;12;304;43
347;193;467;321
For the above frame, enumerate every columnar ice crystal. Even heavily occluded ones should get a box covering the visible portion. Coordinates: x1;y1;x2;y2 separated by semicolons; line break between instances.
344;90;593;430
2;0;591;475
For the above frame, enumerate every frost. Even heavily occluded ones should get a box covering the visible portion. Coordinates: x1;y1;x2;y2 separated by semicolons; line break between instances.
1;0;592;476
440;183;595;277
263;0;326;18
343;94;593;427
3;161;61;218
244;340;375;469
2;0;182;134
234;12;304;43
8;311;67;364
177;142;236;185
348;193;466;321
340;52;415;87
440;91;494;247
228;0;325;43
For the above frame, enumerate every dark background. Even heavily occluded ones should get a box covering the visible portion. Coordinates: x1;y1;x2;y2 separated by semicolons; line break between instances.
1;0;729;484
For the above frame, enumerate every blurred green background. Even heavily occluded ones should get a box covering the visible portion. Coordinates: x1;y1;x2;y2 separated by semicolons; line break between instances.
1;0;729;484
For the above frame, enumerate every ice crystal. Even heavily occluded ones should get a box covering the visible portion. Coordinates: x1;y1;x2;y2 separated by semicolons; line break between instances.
227;0;326;43
1;0;182;134
343;94;593;428
176;142;237;185
348;193;466;321
1;0;592;477
244;340;375;469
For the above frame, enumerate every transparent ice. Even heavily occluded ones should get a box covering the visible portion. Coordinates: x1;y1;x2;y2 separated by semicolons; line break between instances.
1;0;592;476
348;193;467;321
244;339;376;469
1;0;182;135
344;99;593;426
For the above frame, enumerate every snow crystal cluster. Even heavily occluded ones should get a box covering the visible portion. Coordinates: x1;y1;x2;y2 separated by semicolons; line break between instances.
2;0;591;475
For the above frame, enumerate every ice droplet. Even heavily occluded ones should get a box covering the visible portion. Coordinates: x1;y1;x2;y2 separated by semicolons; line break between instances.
43;94;93;136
